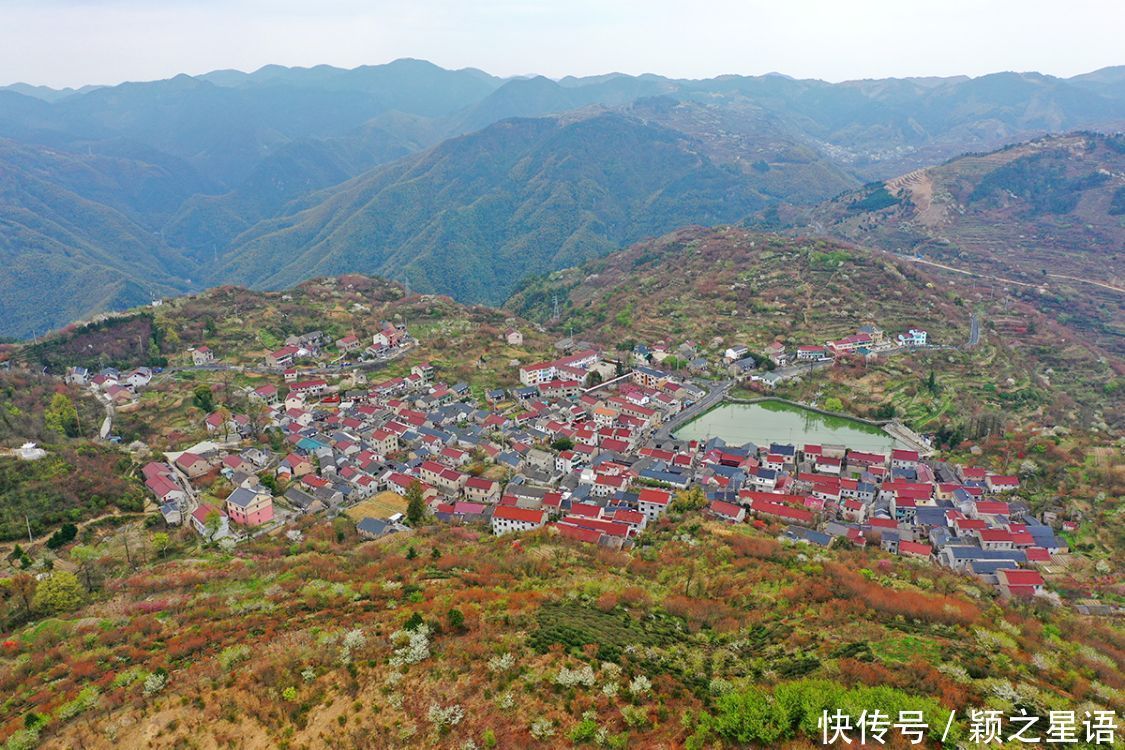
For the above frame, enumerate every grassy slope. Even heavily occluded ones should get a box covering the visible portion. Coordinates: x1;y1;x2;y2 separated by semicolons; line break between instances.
0;371;143;542
1;518;1121;749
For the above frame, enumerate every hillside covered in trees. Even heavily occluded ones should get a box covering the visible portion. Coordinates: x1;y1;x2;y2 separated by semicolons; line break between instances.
1;514;1122;749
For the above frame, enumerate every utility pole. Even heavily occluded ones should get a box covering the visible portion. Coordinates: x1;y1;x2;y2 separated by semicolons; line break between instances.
26;515;32;544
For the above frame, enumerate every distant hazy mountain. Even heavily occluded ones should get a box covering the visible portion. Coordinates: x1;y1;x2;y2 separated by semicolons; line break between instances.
1;59;1124;337
0;140;194;338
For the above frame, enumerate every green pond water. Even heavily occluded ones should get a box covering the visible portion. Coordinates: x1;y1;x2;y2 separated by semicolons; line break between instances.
674;400;901;452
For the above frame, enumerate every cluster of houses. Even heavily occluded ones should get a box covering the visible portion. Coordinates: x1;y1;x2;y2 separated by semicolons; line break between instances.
141;443;276;541
65;365;154;405
132;325;1066;603
138;347;715;549
696;442;1059;599
264;323;414;370
711;323;930;382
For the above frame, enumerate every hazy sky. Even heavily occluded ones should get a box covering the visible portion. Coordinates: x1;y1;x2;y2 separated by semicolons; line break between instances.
3;0;1122;88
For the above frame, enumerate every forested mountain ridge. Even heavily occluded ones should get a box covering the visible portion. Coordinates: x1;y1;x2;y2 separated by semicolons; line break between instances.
212;110;834;304
2;60;1125;337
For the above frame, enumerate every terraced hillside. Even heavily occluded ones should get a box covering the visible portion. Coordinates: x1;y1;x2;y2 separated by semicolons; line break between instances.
792;132;1125;355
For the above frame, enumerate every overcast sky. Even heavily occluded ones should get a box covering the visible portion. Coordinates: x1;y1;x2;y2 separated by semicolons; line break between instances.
3;0;1122;88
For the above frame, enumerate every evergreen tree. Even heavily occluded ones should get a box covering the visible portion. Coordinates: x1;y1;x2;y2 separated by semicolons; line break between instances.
406;481;427;526
193;384;215;412
44;393;79;437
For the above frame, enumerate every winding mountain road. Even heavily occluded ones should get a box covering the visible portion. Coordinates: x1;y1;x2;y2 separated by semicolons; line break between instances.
899;253;1124;295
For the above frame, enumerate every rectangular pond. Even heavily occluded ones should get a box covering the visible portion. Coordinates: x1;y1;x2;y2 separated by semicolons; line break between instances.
673;399;902;452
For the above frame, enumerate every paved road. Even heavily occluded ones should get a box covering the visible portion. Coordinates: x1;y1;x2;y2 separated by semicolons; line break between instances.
92;392;115;440
889;251;1125;300
655;379;732;439
967;312;981;348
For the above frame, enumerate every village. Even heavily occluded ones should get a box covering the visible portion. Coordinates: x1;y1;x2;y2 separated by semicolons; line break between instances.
65;318;1063;603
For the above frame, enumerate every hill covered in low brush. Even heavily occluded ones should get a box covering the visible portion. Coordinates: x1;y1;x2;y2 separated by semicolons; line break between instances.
787;132;1125;355
507;226;1123;433
2;516;1122;749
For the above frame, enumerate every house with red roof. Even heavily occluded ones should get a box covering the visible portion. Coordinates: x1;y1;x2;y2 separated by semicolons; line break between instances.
146;473;186;505
840;498;867;523
519;361;557;386
251;384;279;405
267;345;300;368
336;334;361;352
985;475;1020;493
277;453;314;478
972;500;1011;518
610;509;647;532
898;540;933;559
190;503;229;540
191;346;215;366
637;488;673;521
890;449;920;469
555;522;604;545
463;476;500;504
419;460;466;493
290;379;328;397
708;500;746;524
827;333;873;355
953;517;987;535
569;502;604;520
200;408;224;430
959;466;987;482
748;498;815;526
491;506;547;535
978;528;1016;550
814;455;842;475
174;452;211;479
591;473;627;498
996;569;1045;598
221;454;252;474
371;323;405;350
565;516;633;545
847;450;887;469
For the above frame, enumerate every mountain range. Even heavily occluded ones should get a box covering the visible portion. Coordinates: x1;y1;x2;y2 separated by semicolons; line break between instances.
2;58;1125;337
